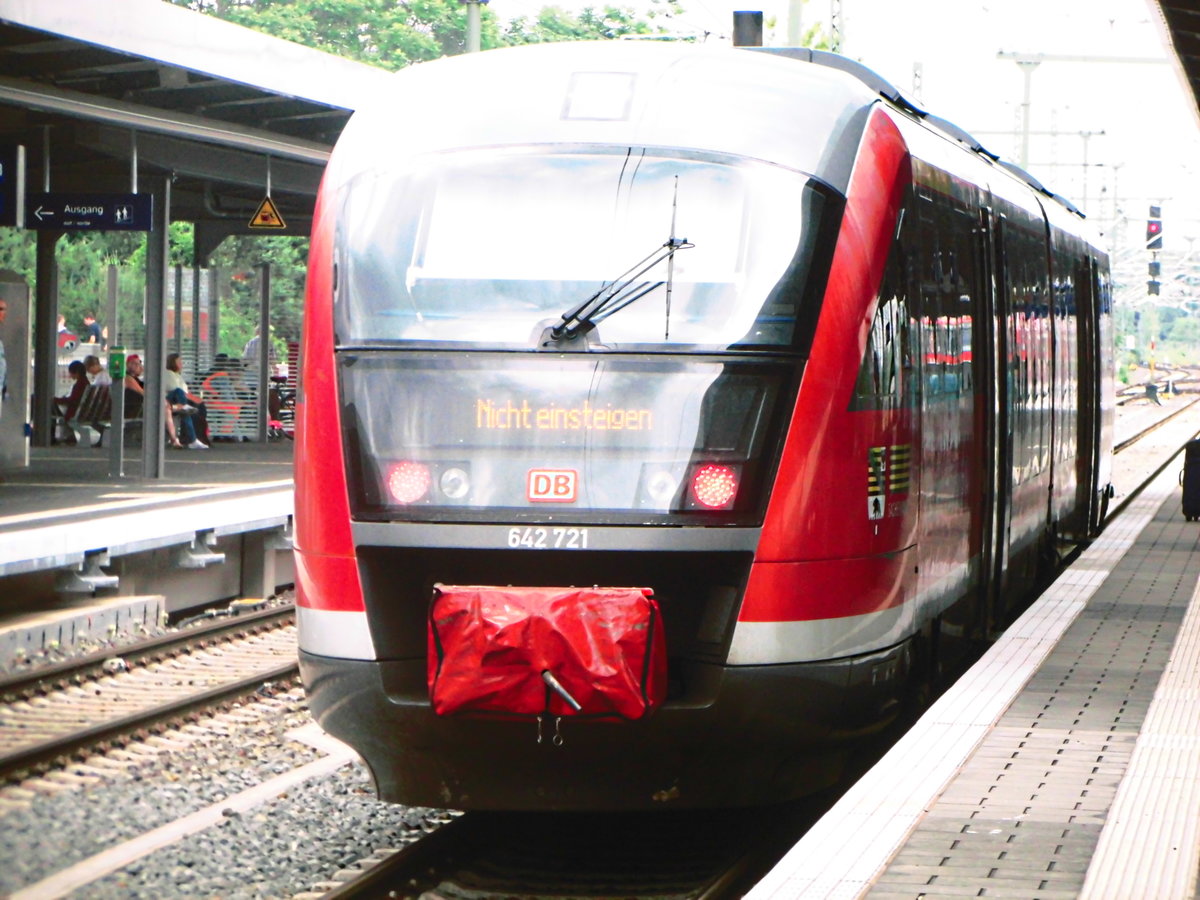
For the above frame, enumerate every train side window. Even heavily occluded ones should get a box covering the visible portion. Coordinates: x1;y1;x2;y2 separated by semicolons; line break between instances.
852;223;911;409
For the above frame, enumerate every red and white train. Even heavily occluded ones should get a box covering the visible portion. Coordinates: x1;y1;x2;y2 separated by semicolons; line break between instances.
295;42;1113;810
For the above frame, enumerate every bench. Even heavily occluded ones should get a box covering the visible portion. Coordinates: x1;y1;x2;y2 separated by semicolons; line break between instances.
57;384;144;447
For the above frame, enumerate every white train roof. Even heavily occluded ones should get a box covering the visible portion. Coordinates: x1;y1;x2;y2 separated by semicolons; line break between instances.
329;41;879;194
330;40;1090;224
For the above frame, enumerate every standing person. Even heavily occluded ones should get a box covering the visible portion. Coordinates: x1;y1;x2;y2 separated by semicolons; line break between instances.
81;312;105;348
164;352;209;449
241;324;276;380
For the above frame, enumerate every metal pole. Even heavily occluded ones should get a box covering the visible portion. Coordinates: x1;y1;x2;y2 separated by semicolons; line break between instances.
208;267;220;356
107;265;123;476
173;264;183;356
32;231;60;447
463;0;484;53
257;263;270;443
732;11;763;47
1018;60;1038;169
786;0;803;45
143;177;169;479
192;265;203;372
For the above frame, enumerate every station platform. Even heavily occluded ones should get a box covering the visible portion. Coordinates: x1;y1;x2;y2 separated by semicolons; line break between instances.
0;442;294;630
749;463;1200;898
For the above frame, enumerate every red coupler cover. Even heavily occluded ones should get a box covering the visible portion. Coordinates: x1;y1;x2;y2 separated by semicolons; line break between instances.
428;585;666;719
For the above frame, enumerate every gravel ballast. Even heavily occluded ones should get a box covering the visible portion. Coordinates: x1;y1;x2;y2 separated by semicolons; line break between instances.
0;690;448;899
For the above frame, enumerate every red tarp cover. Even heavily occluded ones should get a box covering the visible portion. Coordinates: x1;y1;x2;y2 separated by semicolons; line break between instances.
428;585;666;720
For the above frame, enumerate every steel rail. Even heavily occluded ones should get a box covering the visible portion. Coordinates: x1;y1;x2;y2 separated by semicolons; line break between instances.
0;660;298;779
1105;436;1196;526
318;813;483;899
1113;397;1200;453
0;604;295;701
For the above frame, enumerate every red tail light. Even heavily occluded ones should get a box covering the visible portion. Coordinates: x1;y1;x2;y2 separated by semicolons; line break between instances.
386;461;431;504
690;463;738;509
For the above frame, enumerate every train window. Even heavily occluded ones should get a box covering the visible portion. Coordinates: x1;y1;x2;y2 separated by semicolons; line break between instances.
852;226;912;409
333;147;833;352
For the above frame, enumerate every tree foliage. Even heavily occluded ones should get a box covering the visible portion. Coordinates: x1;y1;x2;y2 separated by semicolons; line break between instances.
166;0;682;64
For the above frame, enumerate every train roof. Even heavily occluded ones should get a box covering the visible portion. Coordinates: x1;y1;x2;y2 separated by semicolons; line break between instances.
329;42;879;193
330;41;1086;221
747;47;1085;220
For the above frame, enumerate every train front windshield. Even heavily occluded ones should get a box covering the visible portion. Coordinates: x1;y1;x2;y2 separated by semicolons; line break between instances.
334;146;835;524
335;146;833;350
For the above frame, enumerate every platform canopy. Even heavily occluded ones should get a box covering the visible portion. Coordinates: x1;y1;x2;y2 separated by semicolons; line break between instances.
1153;1;1200;129
0;0;396;473
0;0;394;243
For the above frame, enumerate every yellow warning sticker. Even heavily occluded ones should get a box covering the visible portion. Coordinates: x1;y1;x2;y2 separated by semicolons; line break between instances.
249;195;287;229
867;443;912;520
867;446;886;520
888;444;911;494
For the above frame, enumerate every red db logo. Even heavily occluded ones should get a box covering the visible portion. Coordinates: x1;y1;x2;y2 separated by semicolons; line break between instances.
527;469;578;503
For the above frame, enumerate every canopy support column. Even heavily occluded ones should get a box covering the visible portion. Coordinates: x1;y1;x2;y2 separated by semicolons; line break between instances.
31;231;61;448
142;177;170;478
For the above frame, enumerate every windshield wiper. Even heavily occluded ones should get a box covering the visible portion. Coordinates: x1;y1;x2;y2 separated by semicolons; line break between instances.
549;238;692;343
549;178;694;343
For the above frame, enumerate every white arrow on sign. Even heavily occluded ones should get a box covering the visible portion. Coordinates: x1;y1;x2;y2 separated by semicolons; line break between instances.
34;205;54;221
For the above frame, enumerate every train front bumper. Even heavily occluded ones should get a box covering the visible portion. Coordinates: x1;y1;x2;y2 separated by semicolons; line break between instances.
299;641;910;811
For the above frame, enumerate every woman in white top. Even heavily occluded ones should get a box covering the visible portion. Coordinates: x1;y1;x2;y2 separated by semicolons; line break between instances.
165;352;210;449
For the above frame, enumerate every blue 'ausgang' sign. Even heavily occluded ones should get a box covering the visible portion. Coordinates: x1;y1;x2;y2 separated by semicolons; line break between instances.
26;192;153;232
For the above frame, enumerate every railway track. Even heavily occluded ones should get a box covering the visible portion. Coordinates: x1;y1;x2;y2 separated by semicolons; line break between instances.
0;605;298;782
1107;391;1200;524
304;804;827;900
1113;395;1200;453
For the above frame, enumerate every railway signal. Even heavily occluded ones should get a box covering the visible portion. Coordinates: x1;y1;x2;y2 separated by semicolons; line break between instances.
1147;205;1163;250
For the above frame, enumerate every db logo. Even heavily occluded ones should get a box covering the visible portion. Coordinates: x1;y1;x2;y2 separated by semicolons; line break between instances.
527;469;578;503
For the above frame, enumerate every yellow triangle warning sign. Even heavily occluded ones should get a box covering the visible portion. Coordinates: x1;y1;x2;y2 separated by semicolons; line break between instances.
249;195;287;229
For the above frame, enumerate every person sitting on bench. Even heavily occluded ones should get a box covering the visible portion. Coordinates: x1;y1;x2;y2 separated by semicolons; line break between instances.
124;354;182;449
57;359;89;415
164;352;209;450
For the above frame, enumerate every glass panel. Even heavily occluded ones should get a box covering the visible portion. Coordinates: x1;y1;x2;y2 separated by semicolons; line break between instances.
336;147;828;350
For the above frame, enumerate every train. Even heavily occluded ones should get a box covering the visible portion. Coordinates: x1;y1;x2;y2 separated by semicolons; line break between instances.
294;41;1114;811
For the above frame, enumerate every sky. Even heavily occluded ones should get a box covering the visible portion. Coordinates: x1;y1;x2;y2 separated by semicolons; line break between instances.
486;0;1200;299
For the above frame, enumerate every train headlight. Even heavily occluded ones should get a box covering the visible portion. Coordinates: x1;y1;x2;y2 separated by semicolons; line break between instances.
689;463;739;509
439;466;471;500
386;461;432;504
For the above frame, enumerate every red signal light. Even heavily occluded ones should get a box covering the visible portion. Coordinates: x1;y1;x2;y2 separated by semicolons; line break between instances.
690;463;738;509
386;461;431;504
1147;206;1163;250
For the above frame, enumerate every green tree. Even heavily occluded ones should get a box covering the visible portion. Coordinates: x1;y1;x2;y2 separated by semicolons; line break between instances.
166;0;501;66
203;234;309;358
503;0;682;43
1167;314;1200;348
167;0;679;63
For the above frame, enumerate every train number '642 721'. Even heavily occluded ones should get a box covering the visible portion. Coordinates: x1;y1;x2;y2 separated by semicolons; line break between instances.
506;527;589;549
